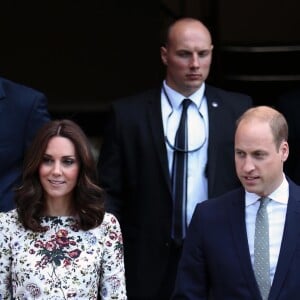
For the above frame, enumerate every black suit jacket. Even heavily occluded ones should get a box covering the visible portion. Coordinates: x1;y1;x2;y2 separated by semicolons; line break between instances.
0;77;50;212
172;179;300;300
276;89;300;184
98;84;252;299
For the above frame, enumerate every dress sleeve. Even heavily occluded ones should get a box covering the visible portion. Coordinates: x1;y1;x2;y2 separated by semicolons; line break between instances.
98;213;127;300
0;213;12;299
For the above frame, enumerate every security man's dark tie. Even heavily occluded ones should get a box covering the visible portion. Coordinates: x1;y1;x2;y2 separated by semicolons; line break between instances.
171;99;192;245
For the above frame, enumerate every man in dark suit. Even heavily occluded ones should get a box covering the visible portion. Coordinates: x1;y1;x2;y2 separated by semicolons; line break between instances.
0;76;50;212
276;89;300;184
98;18;252;299
173;106;298;300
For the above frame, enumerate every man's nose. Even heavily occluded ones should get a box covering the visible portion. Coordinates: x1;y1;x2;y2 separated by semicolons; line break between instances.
243;156;255;172
189;53;200;68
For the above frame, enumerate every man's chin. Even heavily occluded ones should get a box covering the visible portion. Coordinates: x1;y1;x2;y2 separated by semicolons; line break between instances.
242;183;260;194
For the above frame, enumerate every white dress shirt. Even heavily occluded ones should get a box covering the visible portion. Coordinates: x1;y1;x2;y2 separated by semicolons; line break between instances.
161;80;209;226
245;175;289;283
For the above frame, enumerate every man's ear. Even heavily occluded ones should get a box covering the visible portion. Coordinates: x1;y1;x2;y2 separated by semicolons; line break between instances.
281;141;289;162
160;46;168;66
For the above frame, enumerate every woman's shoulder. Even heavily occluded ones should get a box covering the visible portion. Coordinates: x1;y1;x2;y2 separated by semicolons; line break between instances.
101;212;120;228
0;209;20;230
87;213;121;239
93;212;122;237
0;208;18;222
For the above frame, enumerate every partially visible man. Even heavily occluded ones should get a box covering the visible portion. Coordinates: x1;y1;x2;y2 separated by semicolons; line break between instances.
98;18;252;299
0;76;50;212
173;106;300;300
276;88;300;184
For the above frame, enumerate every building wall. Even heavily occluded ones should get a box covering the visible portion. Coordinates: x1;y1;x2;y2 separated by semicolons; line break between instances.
1;1;300;134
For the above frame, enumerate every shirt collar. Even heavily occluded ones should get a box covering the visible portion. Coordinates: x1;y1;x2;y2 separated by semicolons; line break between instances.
162;80;205;109
245;174;289;207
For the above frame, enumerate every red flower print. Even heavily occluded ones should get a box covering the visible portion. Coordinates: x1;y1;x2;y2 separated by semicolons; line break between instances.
45;241;56;251
56;236;70;247
109;232;118;240
56;229;68;237
68;249;81;259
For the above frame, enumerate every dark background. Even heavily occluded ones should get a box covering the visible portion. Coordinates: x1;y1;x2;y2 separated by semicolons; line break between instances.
1;0;300;136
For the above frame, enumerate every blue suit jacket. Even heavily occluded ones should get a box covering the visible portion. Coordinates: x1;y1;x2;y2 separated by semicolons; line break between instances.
172;179;300;299
0;77;50;212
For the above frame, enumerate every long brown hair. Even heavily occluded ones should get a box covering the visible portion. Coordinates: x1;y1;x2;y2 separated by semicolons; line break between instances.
15;119;105;231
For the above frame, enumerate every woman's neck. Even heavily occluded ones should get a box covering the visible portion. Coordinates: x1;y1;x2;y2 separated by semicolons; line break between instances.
44;197;74;216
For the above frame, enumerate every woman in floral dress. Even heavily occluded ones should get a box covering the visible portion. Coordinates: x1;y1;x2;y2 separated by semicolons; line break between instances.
0;119;127;300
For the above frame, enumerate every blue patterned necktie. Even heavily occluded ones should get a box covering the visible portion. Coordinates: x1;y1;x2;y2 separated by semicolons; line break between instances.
254;197;271;300
171;99;192;245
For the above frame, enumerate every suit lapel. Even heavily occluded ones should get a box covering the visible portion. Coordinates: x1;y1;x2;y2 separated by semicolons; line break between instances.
229;191;262;299
147;89;172;194
205;86;223;195
268;181;300;300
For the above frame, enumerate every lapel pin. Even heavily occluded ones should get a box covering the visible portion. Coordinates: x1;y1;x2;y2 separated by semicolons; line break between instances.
212;102;218;108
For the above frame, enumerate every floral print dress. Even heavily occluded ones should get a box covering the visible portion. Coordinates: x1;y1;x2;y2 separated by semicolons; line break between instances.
0;210;127;300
